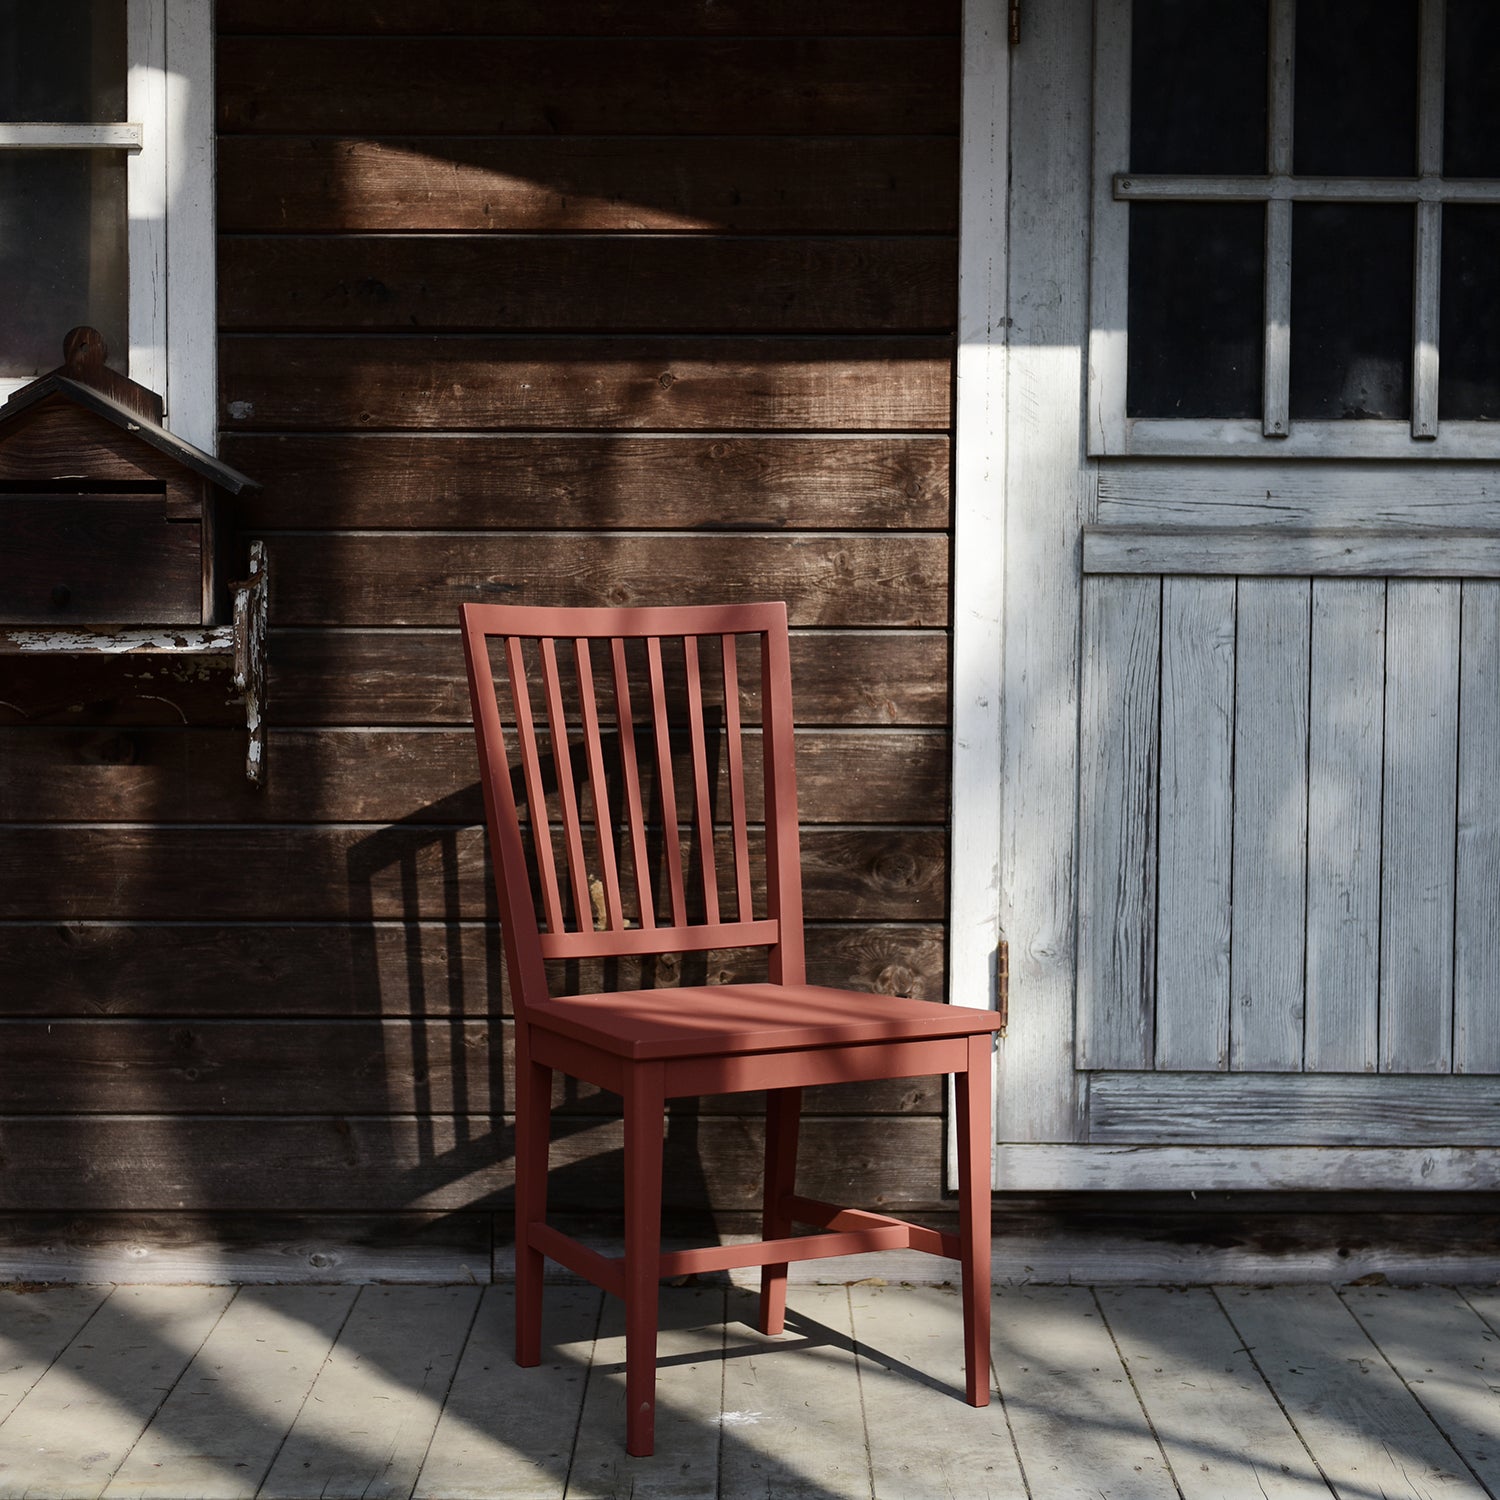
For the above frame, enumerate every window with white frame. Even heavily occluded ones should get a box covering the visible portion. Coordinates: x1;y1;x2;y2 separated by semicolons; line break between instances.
0;0;216;448
1089;0;1500;458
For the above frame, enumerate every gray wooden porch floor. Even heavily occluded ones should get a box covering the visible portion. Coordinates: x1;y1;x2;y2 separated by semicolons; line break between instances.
0;1280;1496;1499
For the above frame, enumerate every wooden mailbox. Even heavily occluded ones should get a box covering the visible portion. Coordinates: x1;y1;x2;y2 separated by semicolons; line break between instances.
0;328;269;783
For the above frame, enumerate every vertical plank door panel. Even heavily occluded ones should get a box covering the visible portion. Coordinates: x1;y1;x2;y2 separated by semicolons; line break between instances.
1455;582;1500;1074
1076;575;1162;1071
1230;578;1311;1072
1304;579;1386;1073
1154;577;1235;1072
1380;580;1460;1074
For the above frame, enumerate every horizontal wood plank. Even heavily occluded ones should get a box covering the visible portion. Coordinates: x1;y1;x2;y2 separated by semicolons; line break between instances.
1085;525;1500;578
218;137;958;234
221;434;950;531
1089;1073;1500;1147
220;237;956;333
0;1114;948;1213
0;921;945;1018
217;39;959;136
218;336;953;431
0;629;948;728
0;727;948;826
0;1019;938;1116
262;533;949;627
215;2;960;36
1096;460;1500;531
0;826;946;921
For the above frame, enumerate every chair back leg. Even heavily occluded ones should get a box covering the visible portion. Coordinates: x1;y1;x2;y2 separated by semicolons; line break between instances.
956;1033;994;1407
515;1051;553;1368
623;1062;666;1457
758;1086;803;1335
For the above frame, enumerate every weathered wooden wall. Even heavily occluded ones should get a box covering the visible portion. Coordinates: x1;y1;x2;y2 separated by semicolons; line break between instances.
0;1;961;1273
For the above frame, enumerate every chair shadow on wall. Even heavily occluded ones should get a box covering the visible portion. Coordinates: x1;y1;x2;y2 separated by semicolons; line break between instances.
342;714;741;1259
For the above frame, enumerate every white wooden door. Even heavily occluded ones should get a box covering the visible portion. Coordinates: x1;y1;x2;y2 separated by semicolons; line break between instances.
973;0;1500;1190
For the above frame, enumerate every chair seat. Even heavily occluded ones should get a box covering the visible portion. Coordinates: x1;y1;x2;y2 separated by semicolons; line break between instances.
528;982;1003;1060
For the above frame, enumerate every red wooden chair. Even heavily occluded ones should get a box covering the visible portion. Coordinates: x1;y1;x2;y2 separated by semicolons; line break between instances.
460;600;1001;1456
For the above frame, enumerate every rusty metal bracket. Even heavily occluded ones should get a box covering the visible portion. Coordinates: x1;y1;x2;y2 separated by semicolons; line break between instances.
996;937;1009;1035
1009;0;1021;45
231;540;268;787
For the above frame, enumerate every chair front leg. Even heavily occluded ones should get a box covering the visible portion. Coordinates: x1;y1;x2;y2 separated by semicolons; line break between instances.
758;1085;802;1336
514;1045;553;1368
956;1032;994;1407
623;1062;666;1458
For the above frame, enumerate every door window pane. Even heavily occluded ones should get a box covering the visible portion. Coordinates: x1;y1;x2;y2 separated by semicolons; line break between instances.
1290;204;1413;419
1130;0;1268;173
1439;206;1500;420
0;2;126;122
1128;203;1265;419
1294;0;1418;176
1445;0;1500;177
0;152;128;378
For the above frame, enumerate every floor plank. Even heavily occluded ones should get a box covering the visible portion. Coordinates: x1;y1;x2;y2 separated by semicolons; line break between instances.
717;1286;873;1500
990;1285;1177;1500
256;1284;480;1500
413;1284;599;1500
102;1285;357;1500
0;1285;234;1500
1342;1285;1500;1494
1218;1285;1486;1500
851;1283;1024;1500
0;1285;111;1425
1097;1286;1329;1499
568;1286;727;1498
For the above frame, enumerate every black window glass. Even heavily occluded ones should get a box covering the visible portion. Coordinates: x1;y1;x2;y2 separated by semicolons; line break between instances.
1294;0;1418;175
1445;0;1500;177
1128;203;1265;418
1131;0;1268;173
1439;206;1500;420
0;152;129;378
0;2;126;122
1290;204;1412;419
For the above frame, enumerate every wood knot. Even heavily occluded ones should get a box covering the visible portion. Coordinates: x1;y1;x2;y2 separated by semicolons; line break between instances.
64;326;107;375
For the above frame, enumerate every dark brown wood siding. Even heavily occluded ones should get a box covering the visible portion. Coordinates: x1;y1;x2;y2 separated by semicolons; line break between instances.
0;1;958;1269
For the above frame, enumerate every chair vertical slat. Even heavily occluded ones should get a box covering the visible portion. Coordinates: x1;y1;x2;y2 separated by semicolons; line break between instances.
646;636;688;926
611;639;656;931
504;636;565;935
539;637;593;930
574;637;625;931
682;636;721;926
761;614;807;984
721;633;754;922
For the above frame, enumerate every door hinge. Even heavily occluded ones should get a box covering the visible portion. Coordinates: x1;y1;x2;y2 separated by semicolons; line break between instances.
996;937;1009;1035
1009;0;1021;45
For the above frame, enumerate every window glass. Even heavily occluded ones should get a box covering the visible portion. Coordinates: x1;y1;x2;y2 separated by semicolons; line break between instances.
1130;0;1268;173
0;152;128;378
1439;206;1500;420
0;2;126;122
1294;0;1418;175
1127;203;1265;419
1444;0;1500;177
1290;204;1413;419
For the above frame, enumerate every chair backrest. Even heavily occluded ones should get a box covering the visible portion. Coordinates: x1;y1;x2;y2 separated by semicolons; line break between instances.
460;601;807;1015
